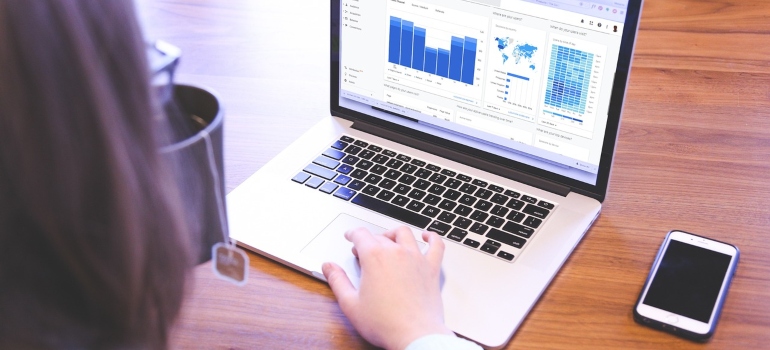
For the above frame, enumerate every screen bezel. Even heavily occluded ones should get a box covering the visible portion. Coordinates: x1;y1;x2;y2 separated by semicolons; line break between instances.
330;0;645;202
635;230;738;334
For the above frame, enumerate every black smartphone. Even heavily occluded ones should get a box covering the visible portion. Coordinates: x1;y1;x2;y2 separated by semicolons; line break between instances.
633;230;739;341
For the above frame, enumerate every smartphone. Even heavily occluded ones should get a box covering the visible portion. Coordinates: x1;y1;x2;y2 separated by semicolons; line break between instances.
633;230;739;341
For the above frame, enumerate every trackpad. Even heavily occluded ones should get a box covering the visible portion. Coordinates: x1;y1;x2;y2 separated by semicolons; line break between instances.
301;213;425;289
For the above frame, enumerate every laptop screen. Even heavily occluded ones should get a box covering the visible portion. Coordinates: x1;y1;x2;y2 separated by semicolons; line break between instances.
335;0;635;187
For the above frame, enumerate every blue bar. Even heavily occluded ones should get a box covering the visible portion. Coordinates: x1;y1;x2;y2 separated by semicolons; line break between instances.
412;27;426;71
506;73;530;81
437;49;450;77
400;21;414;67
460;37;477;84
388;17;402;64
448;36;464;81
424;47;438;74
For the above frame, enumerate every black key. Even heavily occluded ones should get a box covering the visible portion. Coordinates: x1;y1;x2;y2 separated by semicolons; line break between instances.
303;163;337;180
386;158;404;169
454;217;472;229
521;195;538;204
291;172;311;184
331;140;348;150
352;194;431;228
421;206;440;218
393;184;411;195
384;169;402;180
490;193;509;205
305;177;324;189
522;204;550;219
427;221;451;236
334;175;351;186
523;216;543;229
424;194;442;205
470;210;488;222
349;169;367;180
398;174;417;185
490;205;509;217
323;148;345;160
472;179;488;187
538;200;555;210
505;190;521;198
358;150;376;160
367;144;383;152
428;184;446;195
333;187;356;201
379;179;397;190
473;200;493;212
407;200;425;212
344;145;362;155
463;238;481;248
400;164;418;174
429;173;447;184
480;239;501;254
336;164;354;175
444;178;462;189
356;160;373;170
506;198;525;210
362;185;380;196
407;189;426;201
410;159;427;167
340;135;355;143
453;205;473;217
447;228;468;242
370;165;387;175
487;228;526;248
488;185;504;193
442;189;461;200
475;189;492;200
486;216;505;228
347;180;366;191
372;154;390;164
376;190;395;202
438;199;456;211
497;251;514;261
382;149;397;157
470;222;489;235
319;182;339;194
392;195;410;207
413;179;431;190
502;222;535;238
506;211;525;223
426;164;441;172
341;155;360;166
354;140;368;148
456;174;472;182
440;169;457;177
458;183;478;194
414;168;432;179
458;195;476;206
437;211;457;224
397;154;411;162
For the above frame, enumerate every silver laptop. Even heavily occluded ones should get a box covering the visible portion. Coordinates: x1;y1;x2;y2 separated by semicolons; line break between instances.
227;0;642;347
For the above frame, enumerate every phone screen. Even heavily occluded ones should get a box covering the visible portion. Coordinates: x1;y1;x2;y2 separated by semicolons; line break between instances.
642;240;732;323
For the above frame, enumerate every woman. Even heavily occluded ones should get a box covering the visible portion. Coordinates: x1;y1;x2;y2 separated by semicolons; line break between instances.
0;1;479;349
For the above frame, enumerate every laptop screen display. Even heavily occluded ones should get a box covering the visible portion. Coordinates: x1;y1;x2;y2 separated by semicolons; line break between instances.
337;0;631;186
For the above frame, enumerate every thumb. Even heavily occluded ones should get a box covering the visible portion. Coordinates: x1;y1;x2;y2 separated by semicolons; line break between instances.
322;262;358;309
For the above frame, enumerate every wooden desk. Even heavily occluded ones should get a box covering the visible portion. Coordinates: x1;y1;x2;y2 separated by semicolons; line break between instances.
136;0;770;348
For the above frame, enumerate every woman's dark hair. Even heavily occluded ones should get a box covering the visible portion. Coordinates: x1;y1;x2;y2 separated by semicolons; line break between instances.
0;0;192;348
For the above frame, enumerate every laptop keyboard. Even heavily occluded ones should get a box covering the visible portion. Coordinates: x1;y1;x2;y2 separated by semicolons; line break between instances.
290;135;557;263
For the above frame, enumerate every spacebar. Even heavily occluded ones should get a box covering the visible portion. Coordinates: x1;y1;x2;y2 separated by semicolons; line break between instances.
351;194;431;229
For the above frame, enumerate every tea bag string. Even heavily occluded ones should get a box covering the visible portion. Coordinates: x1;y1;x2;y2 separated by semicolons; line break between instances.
199;127;229;244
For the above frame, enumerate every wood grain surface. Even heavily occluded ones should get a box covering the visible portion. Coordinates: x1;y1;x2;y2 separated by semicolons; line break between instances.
135;0;770;348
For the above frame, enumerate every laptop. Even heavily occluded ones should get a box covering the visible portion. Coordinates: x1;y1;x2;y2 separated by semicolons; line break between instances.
227;0;643;347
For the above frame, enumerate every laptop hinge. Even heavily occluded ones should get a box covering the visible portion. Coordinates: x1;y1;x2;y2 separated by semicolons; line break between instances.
351;120;571;197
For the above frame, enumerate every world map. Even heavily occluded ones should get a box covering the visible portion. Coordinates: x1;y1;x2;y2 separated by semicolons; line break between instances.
495;37;538;70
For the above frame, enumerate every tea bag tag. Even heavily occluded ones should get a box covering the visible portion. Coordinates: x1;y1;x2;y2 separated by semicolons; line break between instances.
212;241;249;286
